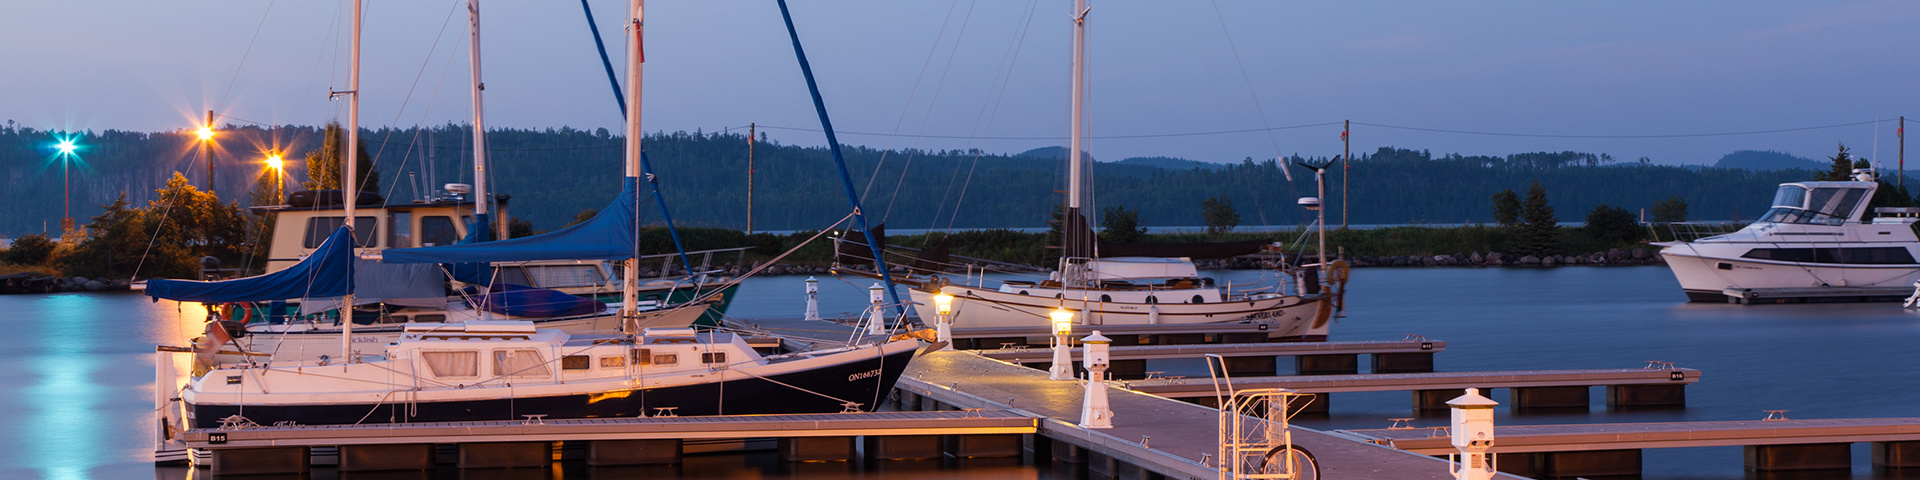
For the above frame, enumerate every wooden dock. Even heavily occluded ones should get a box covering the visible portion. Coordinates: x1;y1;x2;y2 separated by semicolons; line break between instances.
948;322;1287;350
1341;417;1920;477
899;350;1525;480
980;339;1445;378
180;410;1034;449
1122;367;1699;412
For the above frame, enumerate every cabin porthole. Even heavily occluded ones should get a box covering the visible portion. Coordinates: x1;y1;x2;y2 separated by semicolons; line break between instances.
1019;290;1029;296
1192;295;1205;304
1100;294;1111;302
1145;295;1158;304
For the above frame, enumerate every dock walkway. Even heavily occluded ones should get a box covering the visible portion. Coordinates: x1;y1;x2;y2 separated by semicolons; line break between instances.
1341;418;1920;476
181;410;1035;449
1125;367;1699;412
901;350;1523;480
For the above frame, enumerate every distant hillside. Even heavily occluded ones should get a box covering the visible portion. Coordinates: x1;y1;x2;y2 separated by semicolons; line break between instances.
1715;150;1823;171
1111;156;1228;171
0;124;1816;235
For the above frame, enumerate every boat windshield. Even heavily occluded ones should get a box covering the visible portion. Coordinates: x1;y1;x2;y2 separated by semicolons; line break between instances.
1758;187;1868;226
1771;185;1807;208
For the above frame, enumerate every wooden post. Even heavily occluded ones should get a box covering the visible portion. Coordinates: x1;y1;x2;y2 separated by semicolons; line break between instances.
1900;116;1905;189
748;122;755;234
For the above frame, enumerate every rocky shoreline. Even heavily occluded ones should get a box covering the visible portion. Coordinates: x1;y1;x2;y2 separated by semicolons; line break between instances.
0;273;132;294
1186;247;1667;270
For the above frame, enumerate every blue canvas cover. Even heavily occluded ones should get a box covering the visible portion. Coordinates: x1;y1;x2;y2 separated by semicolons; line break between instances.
383;178;638;264
447;212;494;285
147;226;356;303
477;284;607;318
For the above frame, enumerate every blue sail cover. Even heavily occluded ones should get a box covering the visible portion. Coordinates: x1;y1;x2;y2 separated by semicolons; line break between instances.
447;212;495;285
383;178;638;264
147;226;356;303
476;284;607;318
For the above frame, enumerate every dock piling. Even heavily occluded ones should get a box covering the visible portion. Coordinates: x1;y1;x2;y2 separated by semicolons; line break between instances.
1744;443;1852;471
777;436;857;462
209;446;310;476
1873;441;1920;468
863;435;941;460
338;443;434;471
458;442;551;469
1511;386;1591;410
1295;354;1359;375
586;439;683;466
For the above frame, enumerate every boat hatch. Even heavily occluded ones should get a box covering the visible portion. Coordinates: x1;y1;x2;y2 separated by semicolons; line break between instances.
405;321;537;334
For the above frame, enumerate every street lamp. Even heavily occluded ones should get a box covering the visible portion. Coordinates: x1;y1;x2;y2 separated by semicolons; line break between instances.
1049;307;1075;380
195;110;216;188
54;137;78;233
265;153;285;205
933;292;954;350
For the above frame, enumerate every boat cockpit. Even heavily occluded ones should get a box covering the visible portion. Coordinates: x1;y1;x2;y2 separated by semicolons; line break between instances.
1757;182;1875;226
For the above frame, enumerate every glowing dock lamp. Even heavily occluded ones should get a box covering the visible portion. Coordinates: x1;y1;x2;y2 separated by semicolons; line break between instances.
196;126;214;141
1048;307;1076;380
1448;387;1499;480
932;292;954;350
1079;330;1114;428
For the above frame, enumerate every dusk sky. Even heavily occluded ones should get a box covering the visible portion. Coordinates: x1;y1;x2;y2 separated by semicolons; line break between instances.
4;1;1917;166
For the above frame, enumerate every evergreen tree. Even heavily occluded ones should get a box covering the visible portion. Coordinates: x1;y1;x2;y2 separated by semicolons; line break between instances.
1099;205;1145;244
1649;196;1688;223
302;122;380;192
1520;180;1558;256
1584;204;1640;242
1490;189;1521;226
1817;143;1859;181
1201;196;1240;240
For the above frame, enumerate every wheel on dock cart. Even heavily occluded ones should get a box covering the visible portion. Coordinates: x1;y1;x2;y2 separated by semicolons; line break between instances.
1251;446;1317;480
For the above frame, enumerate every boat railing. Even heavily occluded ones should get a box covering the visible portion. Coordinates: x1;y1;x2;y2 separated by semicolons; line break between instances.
1647;221;1747;243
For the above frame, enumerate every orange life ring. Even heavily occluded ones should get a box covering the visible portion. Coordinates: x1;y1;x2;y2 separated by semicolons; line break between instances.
220;302;253;324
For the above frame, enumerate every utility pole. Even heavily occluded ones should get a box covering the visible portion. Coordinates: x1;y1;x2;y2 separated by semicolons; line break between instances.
1900;116;1906;190
748;122;756;234
1342;120;1350;230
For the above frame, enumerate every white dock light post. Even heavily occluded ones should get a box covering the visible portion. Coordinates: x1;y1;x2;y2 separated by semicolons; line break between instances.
933;292;954;349
804;276;821;321
1079;330;1114;428
1449;387;1499;480
866;283;887;335
1048;308;1076;380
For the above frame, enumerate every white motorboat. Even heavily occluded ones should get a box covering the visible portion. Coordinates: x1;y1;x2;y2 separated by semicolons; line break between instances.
1657;169;1920;302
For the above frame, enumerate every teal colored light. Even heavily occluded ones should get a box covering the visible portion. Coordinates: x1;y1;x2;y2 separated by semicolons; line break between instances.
55;140;75;155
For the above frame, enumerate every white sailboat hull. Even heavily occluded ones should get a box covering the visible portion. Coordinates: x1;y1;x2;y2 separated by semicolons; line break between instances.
1661;246;1920;301
230;305;710;362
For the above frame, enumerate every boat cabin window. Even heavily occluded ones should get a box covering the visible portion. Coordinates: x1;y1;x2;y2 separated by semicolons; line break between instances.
1741;247;1918;265
560;355;591;371
493;349;552;378
1762;186;1870;225
1772;185;1807;209
702;352;727;364
389;212;413;248
421;216;459;247
632;348;652;365
496;267;531;286
525;265;607;289
413;314;445;323
653;353;679;366
600;356;626;369
304;216;378;248
421;351;479;378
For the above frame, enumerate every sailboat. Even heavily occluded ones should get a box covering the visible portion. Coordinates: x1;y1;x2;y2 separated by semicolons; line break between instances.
894;1;1338;342
157;0;920;443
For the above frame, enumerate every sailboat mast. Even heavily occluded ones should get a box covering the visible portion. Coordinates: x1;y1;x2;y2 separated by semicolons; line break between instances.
340;0;362;361
468;0;489;219
1062;0;1091;273
1067;0;1086;215
619;0;644;330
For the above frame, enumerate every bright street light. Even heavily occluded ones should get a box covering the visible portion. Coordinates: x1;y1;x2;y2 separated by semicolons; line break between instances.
265;154;283;170
56;140;76;155
196;126;214;141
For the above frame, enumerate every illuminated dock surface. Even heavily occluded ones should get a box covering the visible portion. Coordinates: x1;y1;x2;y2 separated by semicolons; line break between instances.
1341;417;1920;455
974;339;1444;362
900;350;1524;479
1122;367;1699;397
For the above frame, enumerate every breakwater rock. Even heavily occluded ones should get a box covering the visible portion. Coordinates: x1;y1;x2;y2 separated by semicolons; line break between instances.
0;273;132;294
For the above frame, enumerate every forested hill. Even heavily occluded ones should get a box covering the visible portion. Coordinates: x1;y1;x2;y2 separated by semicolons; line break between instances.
0;123;1815;236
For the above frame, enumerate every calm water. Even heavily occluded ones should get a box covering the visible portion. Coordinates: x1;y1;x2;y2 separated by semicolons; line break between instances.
4;266;1918;478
